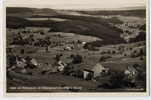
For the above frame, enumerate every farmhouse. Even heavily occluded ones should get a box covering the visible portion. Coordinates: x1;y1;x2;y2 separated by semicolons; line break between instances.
64;46;73;51
83;63;109;80
83;69;94;80
92;63;108;78
57;61;66;72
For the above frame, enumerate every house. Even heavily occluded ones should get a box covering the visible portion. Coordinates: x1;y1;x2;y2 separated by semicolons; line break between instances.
92;63;108;78
64;46;73;51
83;69;94;80
82;42;86;45
57;61;66;72
16;58;27;69
83;63;109;80
31;58;38;66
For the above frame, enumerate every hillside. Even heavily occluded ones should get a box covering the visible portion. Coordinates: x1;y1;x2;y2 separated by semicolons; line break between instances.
6;14;125;44
6;7;146;45
6;16;31;28
78;9;146;18
6;7;58;17
6;7;33;14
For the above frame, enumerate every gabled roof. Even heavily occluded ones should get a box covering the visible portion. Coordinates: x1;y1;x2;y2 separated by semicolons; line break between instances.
83;69;94;73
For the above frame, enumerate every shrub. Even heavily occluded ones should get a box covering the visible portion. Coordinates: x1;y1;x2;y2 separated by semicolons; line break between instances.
99;55;111;62
139;24;146;31
129;31;146;42
72;54;83;64
124;53;127;57
98;70;139;89
63;64;74;75
20;49;25;54
140;56;144;60
112;50;116;54
40;32;45;35
75;70;83;78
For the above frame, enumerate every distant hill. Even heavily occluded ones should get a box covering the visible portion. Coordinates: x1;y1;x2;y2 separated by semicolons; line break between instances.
6;16;31;28
7;7;146;18
6;7;34;17
6;7;58;17
77;9;146;18
6;7;34;14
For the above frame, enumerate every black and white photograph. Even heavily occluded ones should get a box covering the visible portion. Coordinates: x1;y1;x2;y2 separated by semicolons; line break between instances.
5;0;148;95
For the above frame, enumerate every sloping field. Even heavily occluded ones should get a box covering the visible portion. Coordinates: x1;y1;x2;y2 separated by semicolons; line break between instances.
78;9;146;18
6;15;125;45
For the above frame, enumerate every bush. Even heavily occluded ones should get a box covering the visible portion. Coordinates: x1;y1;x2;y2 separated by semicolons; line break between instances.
63;64;74;75
112;50;116;54
40;32;45;35
83;43;99;51
140;56;144;60
129;31;146;42
99;70;138;89
72;54;83;64
20;49;25;54
109;71;126;88
75;70;83;78
131;49;145;58
99;55;111;62
124;53;127;57
139;24;146;31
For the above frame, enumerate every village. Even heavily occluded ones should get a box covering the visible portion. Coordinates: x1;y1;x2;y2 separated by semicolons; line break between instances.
7;23;146;92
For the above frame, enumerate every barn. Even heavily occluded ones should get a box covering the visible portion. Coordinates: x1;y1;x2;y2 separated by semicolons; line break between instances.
83;63;109;80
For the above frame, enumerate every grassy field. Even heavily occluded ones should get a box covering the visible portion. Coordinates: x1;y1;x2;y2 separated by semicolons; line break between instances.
6;33;146;92
6;15;125;45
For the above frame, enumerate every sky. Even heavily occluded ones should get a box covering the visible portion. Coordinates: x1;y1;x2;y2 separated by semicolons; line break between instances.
5;0;146;10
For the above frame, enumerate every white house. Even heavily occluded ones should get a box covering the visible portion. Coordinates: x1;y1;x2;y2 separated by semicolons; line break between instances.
92;63;108;78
